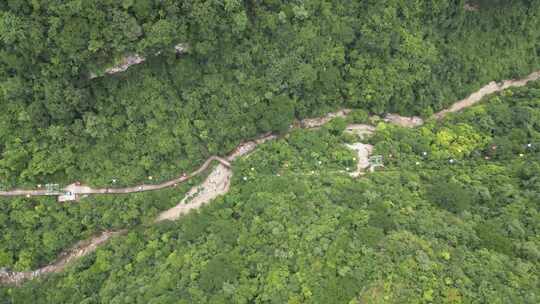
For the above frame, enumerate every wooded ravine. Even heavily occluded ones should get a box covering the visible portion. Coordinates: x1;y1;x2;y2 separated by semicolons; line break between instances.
1;1;540;303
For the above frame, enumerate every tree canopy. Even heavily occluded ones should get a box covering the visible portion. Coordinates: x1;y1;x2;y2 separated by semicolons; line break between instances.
2;80;540;303
1;1;540;303
1;0;539;188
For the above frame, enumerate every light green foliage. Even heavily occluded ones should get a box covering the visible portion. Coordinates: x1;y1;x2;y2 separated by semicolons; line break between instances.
432;124;490;157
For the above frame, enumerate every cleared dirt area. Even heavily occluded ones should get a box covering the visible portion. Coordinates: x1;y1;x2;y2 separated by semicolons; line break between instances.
464;3;479;11
155;164;231;222
89;43;188;79
384;114;424;128
345;143;374;177
345;123;376;177
345;124;376;140
227;133;277;162
300;109;351;128
105;54;145;75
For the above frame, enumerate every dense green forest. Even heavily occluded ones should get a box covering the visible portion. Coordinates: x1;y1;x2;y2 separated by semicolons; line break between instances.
1;0;540;188
1;81;539;303
2;0;540;303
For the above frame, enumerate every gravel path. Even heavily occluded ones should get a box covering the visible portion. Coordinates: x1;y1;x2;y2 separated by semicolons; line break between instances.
433;70;540;120
0;230;126;285
0;156;230;197
385;70;540;124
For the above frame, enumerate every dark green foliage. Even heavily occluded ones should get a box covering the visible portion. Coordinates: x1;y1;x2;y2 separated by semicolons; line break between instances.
199;254;240;293
427;180;474;213
1;0;540;188
475;221;514;256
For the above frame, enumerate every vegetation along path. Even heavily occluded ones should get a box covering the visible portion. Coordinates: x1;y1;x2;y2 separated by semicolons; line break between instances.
1;70;538;199
1;70;539;285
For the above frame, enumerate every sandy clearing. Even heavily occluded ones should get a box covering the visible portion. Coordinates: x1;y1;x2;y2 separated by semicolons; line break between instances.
384;114;424;128
300;109;351;128
155;164;231;222
345;143;374;177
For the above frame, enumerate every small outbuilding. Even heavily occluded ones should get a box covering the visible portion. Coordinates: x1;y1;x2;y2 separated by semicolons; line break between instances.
58;191;77;202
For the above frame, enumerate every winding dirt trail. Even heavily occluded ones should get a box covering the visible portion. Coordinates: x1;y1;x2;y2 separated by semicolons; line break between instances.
0;112;350;285
433;70;540;120
1;70;540;285
383;70;540;125
0;156;231;197
89;44;188;79
0;230;126;285
3;70;539;199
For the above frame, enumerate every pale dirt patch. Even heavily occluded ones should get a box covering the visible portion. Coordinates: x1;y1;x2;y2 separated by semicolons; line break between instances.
105;54;146;75
345;124;376;140
464;3;479;11
433;70;540;120
174;43;188;54
227;141;258;162
89;43;188;79
226;133;277;162
384;114;424;128
345;143;374;177
344;124;376;177
155;164;232;222
64;183;93;194
301;109;352;128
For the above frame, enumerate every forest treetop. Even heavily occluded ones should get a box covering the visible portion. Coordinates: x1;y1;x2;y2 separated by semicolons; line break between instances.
1;0;539;189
